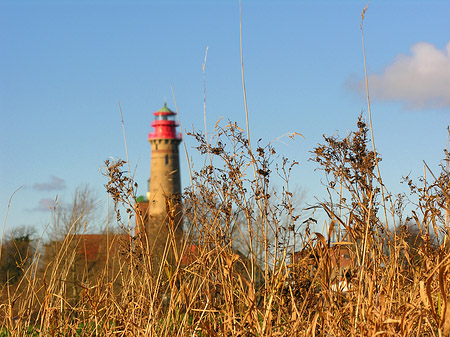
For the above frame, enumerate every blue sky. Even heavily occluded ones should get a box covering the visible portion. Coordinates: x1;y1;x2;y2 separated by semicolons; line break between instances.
1;1;449;235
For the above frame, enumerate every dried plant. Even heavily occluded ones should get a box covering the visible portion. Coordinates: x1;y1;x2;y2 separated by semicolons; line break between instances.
1;116;448;336
2;4;450;334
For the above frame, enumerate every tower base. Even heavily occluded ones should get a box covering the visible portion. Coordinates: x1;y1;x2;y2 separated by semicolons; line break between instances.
135;201;184;271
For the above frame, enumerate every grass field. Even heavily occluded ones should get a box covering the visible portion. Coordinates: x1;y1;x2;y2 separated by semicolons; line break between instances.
1;115;449;336
1;6;450;336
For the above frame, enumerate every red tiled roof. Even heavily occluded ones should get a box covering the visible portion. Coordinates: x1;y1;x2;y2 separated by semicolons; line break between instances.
73;234;131;263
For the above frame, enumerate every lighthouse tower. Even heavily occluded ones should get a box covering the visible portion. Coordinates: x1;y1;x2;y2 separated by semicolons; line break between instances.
136;103;183;258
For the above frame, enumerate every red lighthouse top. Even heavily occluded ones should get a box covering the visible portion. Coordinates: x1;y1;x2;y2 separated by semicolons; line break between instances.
148;103;182;140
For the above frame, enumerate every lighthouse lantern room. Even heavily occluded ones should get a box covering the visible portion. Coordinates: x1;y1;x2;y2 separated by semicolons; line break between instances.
148;103;182;140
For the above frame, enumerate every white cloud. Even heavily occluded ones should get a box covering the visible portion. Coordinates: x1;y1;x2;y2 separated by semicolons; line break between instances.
33;176;66;191
359;42;450;110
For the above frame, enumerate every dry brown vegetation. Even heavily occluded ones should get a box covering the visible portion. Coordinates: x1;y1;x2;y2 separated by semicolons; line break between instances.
1;116;450;336
2;6;450;335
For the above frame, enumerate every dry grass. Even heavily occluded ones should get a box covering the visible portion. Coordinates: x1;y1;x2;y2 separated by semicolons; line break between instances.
2;5;450;335
1;117;449;336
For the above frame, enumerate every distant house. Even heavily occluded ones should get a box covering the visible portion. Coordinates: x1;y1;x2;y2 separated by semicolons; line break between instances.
329;245;353;270
292;244;353;269
43;233;132;278
291;244;355;292
41;233;132;306
73;234;131;264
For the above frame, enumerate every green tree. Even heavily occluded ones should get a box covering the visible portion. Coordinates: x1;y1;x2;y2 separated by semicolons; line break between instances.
0;226;35;285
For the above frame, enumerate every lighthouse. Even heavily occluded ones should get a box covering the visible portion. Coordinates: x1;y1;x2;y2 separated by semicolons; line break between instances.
136;103;183;260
